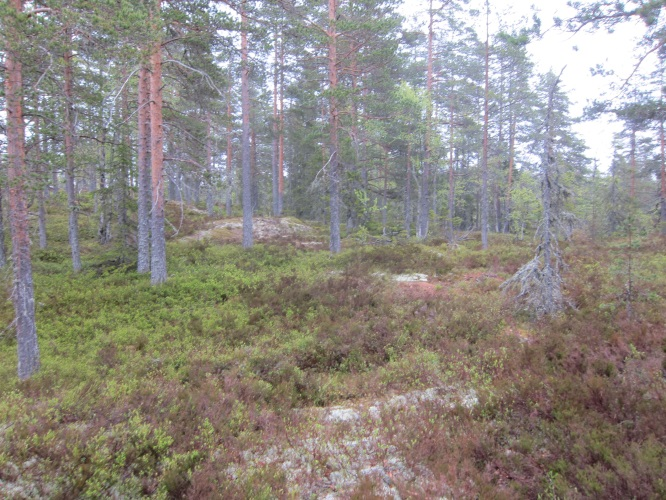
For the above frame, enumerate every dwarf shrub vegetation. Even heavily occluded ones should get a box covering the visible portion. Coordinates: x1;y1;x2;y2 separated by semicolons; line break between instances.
0;203;664;497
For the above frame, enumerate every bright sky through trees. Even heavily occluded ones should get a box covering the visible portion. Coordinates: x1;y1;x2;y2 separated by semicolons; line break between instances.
401;0;657;169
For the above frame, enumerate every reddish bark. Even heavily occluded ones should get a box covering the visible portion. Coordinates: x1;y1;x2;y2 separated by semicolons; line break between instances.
5;0;40;380
328;0;341;253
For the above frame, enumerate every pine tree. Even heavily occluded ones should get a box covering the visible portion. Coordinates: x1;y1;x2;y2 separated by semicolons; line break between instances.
150;0;167;284
241;0;253;248
3;0;41;379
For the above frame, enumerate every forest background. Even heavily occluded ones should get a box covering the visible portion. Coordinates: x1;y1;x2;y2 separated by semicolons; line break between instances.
0;0;665;497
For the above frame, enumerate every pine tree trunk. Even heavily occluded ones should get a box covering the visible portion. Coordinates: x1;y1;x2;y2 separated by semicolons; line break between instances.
405;142;412;237
64;32;82;272
660;116;666;235
98;125;112;245
359;94;369;225
226;90;234;217
447;97;455;242
150;3;167;284
382;148;388;235
494;186;501;233
35;113;48;250
630;126;637;200
272;29;280;217
168;175;177;201
115;69;131;251
418;0;434;240
591;160;598;240
481;0;490;250
137;66;152;273
5;0;40;380
38;191;47;249
194;179;201;206
206;112;215;216
504;115;516;233
278;35;285;215
241;2;253;248
52;157;59;195
251;128;258;211
89;164;97;194
328;0;341;253
0;187;6;268
347;62;362;232
432;161;437;218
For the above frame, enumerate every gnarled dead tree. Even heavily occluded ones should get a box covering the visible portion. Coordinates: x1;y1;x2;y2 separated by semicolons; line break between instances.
501;70;572;317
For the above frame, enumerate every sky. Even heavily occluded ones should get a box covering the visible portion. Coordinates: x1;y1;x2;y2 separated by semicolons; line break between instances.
400;0;657;170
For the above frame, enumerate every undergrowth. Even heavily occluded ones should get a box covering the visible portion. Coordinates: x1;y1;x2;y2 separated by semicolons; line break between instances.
0;203;664;498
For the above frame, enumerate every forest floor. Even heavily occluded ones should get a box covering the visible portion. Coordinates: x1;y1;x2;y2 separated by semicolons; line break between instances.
0;197;665;498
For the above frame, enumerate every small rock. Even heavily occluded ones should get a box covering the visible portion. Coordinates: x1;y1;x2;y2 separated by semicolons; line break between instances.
22;457;38;469
393;273;428;282
324;407;361;423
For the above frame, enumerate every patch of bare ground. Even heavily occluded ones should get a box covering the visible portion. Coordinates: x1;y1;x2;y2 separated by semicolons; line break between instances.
224;385;478;498
183;217;324;247
393;271;502;301
397;281;446;301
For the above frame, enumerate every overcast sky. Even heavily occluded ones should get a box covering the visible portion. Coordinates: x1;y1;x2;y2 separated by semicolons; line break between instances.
400;0;656;170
